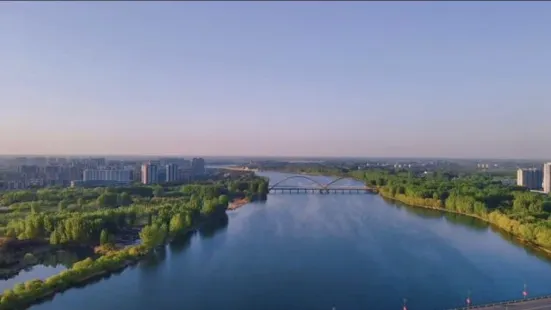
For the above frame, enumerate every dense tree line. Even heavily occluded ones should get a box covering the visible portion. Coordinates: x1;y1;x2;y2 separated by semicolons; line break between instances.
0;176;268;247
349;169;551;248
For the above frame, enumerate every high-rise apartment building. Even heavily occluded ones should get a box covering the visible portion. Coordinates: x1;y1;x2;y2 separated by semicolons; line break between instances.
83;169;132;183
166;164;179;182
543;163;551;194
89;158;106;168
191;158;205;175
517;168;544;190
141;163;159;185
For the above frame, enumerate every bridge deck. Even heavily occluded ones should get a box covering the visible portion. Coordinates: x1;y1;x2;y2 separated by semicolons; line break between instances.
450;296;551;310
270;186;370;190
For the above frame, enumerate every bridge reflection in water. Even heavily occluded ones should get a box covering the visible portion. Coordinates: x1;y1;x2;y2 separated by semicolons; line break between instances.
267;175;376;194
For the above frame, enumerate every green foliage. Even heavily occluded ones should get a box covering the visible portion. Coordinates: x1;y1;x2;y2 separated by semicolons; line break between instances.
0;191;37;205
30;203;40;214
168;213;191;237
97;193;118;208
58;200;69;212
218;195;229;206
100;229;110;245
0;175;271;308
358;169;551;249
0;245;149;309
117;192;132;206
1;177;266;247
153;186;164;198
139;224;166;249
23;253;38;265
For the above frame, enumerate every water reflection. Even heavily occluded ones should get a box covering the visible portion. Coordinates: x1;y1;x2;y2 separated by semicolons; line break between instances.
444;213;489;231
169;233;194;255
198;213;229;240
139;247;168;272
392;197;551;263
0;247;93;292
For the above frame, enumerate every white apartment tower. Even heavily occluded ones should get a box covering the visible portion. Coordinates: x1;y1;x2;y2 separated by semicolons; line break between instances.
141;163;159;185
543;163;551;194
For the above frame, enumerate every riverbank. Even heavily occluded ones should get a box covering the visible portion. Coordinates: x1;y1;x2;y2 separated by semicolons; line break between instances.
0;213;222;310
0;245;147;310
228;198;250;210
377;190;551;256
263;169;551;257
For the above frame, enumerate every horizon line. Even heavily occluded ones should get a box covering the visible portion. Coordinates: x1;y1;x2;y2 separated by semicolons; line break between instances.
0;154;548;162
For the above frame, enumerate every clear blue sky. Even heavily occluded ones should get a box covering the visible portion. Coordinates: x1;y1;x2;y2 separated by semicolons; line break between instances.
1;2;550;159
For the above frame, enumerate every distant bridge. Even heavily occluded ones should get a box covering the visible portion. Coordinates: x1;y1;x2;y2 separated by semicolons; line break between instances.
268;175;376;194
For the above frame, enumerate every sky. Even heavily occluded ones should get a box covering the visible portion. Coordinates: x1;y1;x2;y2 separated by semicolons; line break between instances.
1;2;550;159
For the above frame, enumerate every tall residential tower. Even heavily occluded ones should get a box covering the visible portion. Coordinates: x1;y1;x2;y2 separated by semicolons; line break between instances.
141;163;159;185
166;164;179;182
543;163;551;194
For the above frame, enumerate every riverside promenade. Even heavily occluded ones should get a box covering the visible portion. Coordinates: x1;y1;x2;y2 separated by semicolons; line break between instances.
449;295;551;310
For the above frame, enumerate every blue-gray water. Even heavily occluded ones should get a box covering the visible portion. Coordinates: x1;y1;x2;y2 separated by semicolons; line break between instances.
28;171;551;310
0;265;66;292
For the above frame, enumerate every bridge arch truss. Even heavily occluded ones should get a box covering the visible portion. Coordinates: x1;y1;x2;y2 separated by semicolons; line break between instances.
268;175;358;191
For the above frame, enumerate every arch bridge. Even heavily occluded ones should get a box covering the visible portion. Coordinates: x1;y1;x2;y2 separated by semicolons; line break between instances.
268;175;376;194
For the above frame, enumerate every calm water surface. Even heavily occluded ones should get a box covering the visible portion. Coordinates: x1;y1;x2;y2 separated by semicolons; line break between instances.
0;248;92;292
0;265;66;292
30;172;551;310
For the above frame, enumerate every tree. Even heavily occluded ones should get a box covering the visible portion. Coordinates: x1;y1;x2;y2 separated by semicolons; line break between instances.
258;181;269;194
169;213;191;236
218;195;229;206
153;186;164;198
100;229;110;245
227;182;237;193
77;198;84;208
201;199;218;216
58;200;69;211
139;224;166;249
97;193;118;208
1;289;18;305
50;230;62;245
118;192;132;206
31;203;40;214
249;182;259;193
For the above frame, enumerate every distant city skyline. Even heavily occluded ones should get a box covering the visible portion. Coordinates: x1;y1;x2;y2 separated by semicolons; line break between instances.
1;2;550;159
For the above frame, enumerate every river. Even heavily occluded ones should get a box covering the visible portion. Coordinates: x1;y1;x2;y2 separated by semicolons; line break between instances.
27;171;551;310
